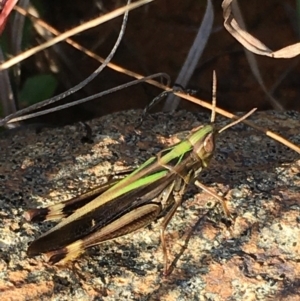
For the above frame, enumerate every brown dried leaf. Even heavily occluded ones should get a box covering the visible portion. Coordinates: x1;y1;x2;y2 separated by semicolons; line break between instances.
222;0;300;58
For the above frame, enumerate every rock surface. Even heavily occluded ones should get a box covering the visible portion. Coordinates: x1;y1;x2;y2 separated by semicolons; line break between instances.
0;110;299;301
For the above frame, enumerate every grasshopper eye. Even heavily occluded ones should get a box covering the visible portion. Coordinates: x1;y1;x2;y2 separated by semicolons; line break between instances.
203;133;215;153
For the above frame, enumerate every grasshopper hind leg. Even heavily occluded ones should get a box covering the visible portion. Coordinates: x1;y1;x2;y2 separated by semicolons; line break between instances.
42;203;162;265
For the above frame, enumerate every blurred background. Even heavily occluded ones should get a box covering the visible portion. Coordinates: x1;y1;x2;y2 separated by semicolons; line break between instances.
0;0;300;126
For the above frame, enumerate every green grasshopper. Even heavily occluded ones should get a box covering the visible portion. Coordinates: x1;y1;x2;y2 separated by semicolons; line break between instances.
25;81;255;275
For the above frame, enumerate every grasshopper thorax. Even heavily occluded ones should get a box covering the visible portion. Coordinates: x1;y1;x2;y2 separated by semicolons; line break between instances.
188;123;216;169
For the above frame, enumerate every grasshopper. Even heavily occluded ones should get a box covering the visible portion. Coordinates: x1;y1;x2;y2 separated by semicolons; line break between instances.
25;76;256;275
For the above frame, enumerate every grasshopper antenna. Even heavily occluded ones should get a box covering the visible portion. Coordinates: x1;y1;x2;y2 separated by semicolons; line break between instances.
211;70;217;124
218;108;257;134
211;71;256;133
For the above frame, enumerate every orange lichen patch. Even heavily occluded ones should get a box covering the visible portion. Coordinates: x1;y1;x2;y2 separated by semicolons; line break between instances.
0;281;54;301
80;282;105;299
203;258;266;300
0;280;12;291
160;290;181;301
281;210;300;224
132;276;160;295
203;262;234;298
276;190;300;207
201;223;220;241
9;221;20;231
231;216;257;237
7;270;29;284
22;258;50;272
261;199;282;217
242;239;261;255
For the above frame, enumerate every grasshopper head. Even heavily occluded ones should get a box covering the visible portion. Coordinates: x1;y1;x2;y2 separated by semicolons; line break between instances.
188;124;216;168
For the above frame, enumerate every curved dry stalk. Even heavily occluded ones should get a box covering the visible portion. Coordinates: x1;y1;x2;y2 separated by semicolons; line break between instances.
230;1;284;111
222;0;300;58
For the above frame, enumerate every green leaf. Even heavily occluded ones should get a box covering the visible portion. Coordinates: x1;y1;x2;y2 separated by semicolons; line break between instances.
19;74;58;106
